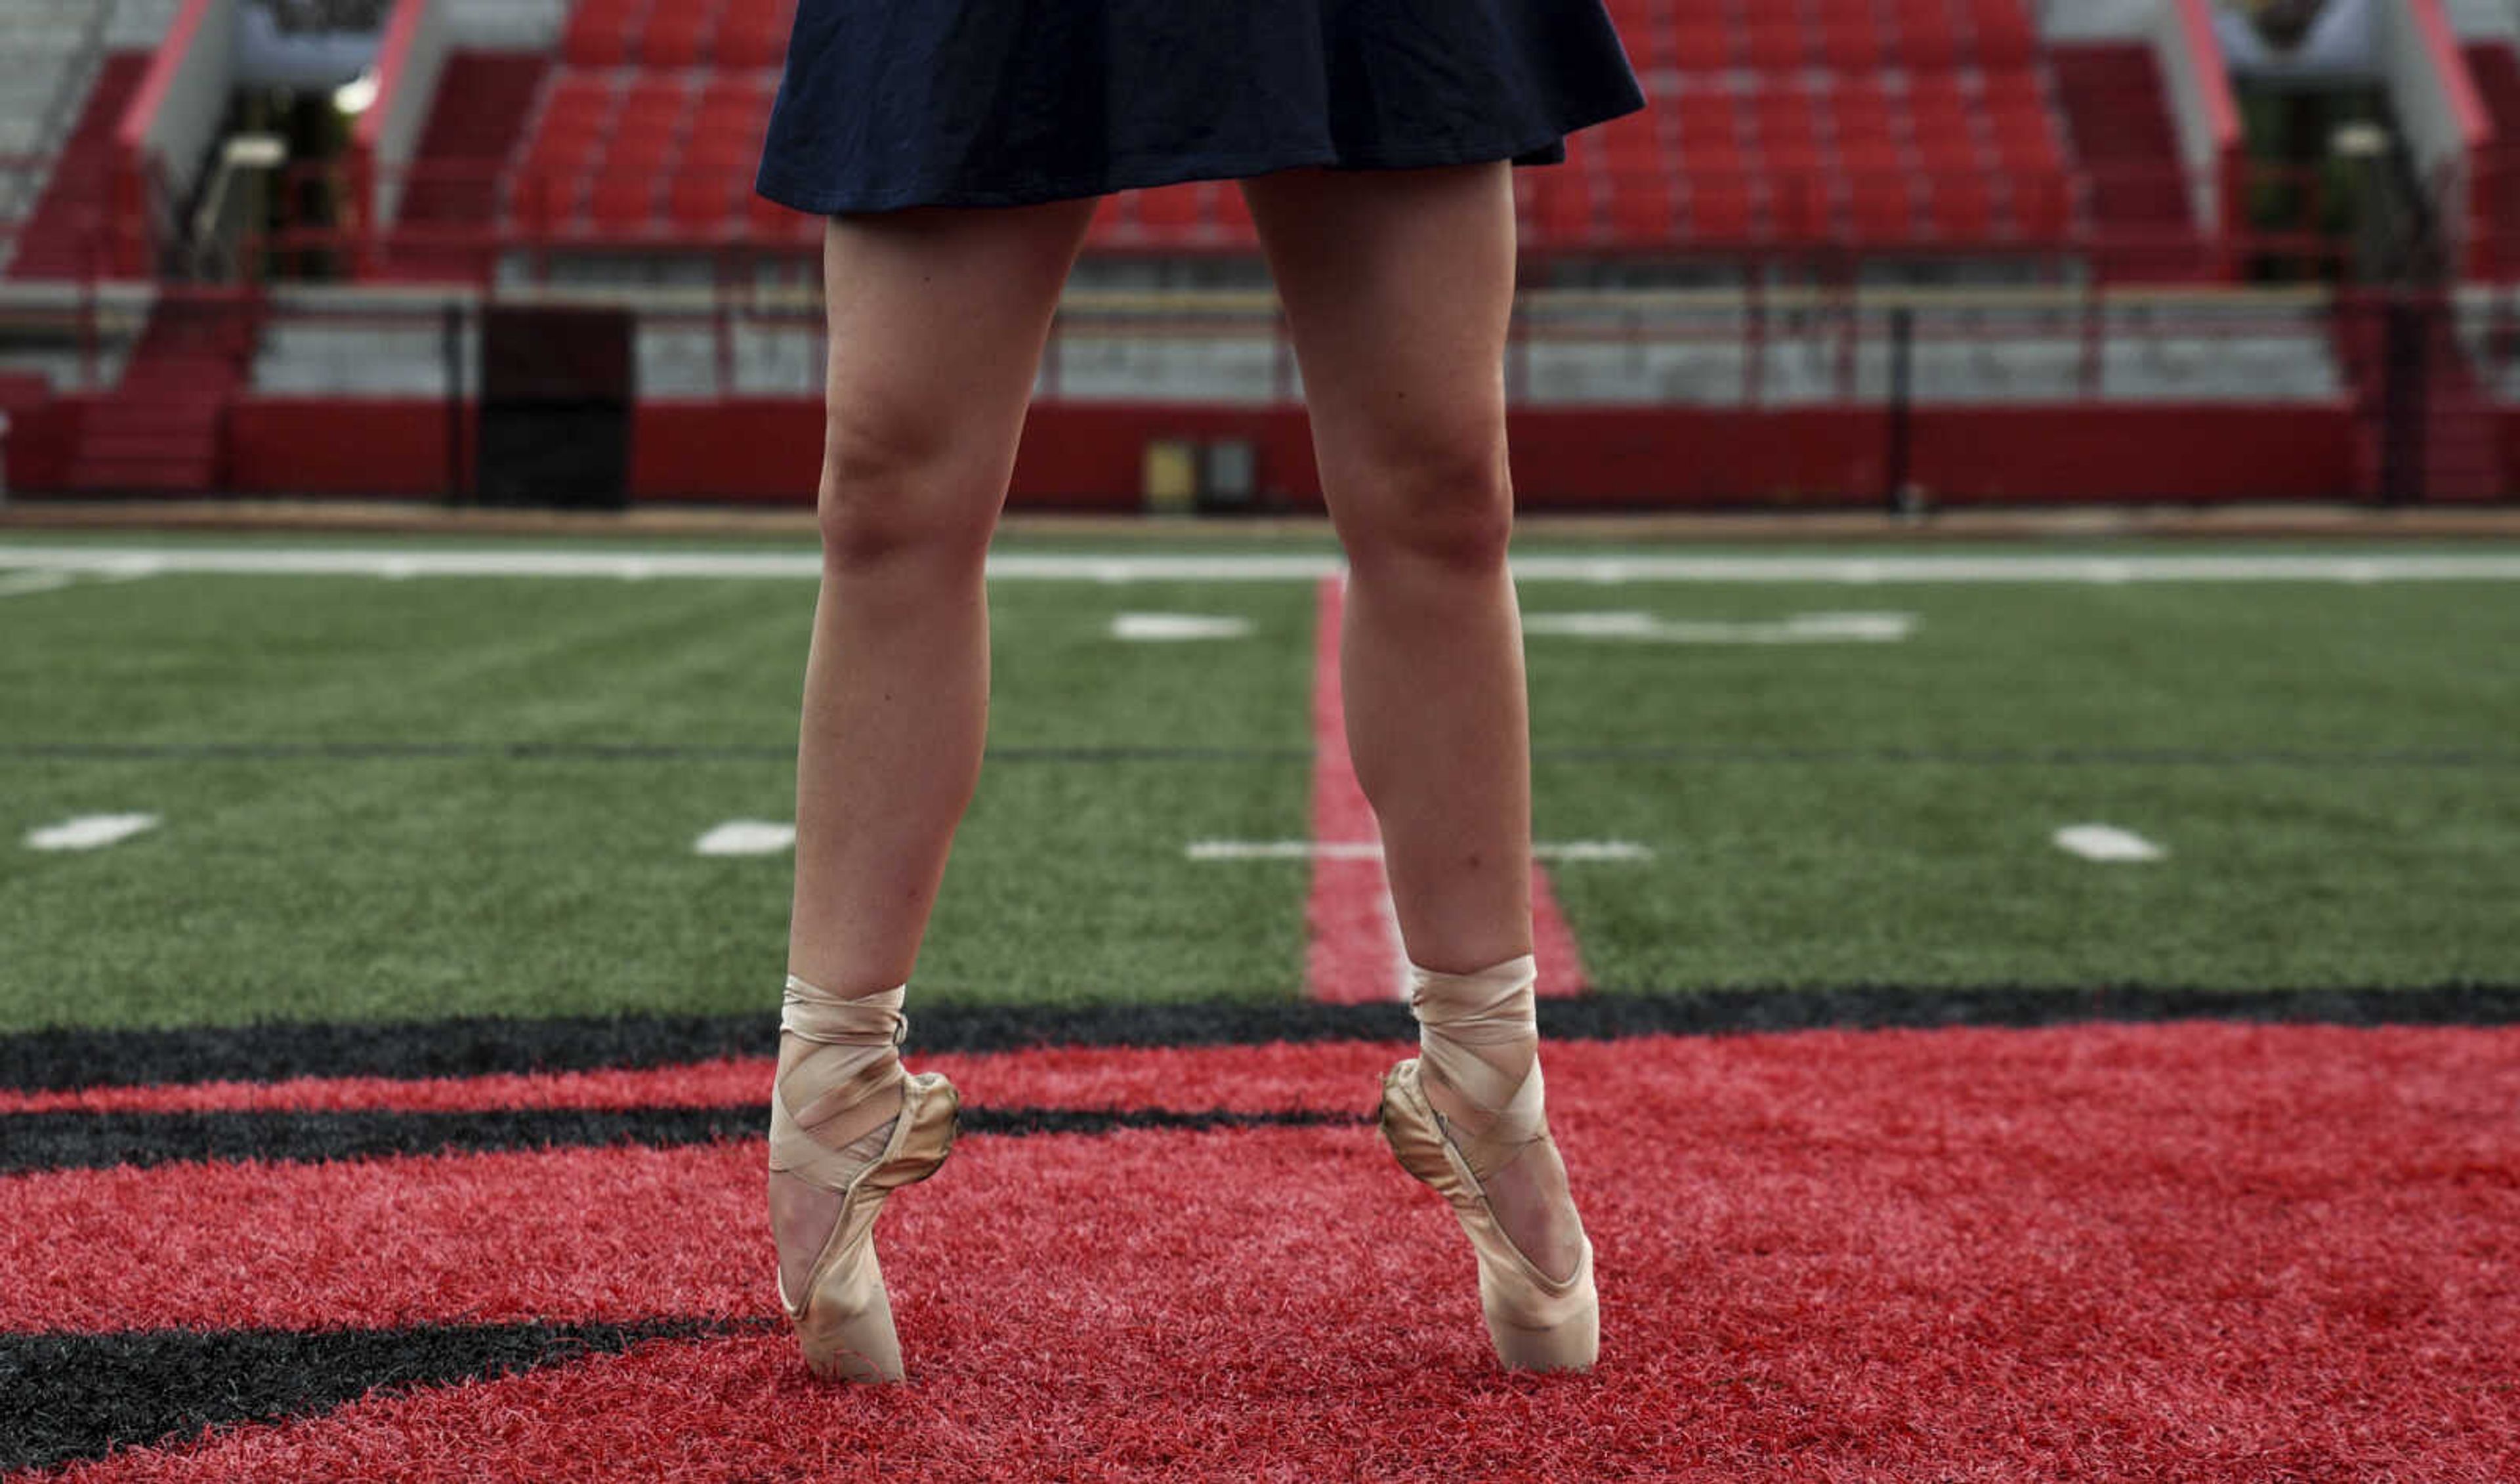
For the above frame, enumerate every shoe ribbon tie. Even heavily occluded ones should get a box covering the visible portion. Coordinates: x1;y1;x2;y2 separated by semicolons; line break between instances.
1406;953;1547;1181
770;975;911;1189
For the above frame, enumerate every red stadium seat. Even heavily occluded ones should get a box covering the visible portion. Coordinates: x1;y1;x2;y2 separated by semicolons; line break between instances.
561;0;639;66
668;172;737;232
1683;172;1755;243
1606;169;1675;244
1928;172;1998;242
1671;26;1730;72
642;3;719;66
718;0;793;68
1848;174;1918;243
1832;81;1897;146
1820;19;1881;70
1966;0;2040;66
1673;93;1740;152
1753;87;1821;160
1530;168;1598;244
744;186;814;242
2008;169;2074;240
589;169;658;231
1742;20;1811;70
510;167;583;231
1597;109;1664;172
1767;169;1832;244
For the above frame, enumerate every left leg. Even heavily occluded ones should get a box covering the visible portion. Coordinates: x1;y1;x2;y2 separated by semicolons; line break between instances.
1238;159;1582;1288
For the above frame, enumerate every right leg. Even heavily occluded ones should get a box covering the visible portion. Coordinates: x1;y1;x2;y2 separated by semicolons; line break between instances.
772;197;1099;1319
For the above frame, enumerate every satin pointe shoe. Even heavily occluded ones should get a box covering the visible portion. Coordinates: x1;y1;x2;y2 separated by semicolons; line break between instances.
1377;953;1598;1372
768;973;961;1383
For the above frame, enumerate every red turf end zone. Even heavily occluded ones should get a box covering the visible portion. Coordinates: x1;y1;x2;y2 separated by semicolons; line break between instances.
17;1023;2520;1481
1307;574;1587;1004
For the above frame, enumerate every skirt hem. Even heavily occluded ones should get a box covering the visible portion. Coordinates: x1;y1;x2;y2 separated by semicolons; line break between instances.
753;100;1640;218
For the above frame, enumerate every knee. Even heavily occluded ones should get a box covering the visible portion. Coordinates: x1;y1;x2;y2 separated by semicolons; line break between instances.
816;402;997;576
1337;431;1515;579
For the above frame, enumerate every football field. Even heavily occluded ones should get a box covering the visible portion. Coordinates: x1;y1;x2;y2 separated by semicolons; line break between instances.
1;532;2515;1478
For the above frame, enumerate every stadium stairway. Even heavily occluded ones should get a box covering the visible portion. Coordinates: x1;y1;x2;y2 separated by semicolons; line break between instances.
2464;41;2520;278
64;293;259;492
2048;45;2212;282
2336;294;2506;502
5;53;150;280
383;51;551;280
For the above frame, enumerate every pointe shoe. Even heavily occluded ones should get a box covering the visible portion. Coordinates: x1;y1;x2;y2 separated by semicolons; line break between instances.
1377;952;1597;1372
776;1067;961;1382
768;974;961;1383
1379;1057;1597;1372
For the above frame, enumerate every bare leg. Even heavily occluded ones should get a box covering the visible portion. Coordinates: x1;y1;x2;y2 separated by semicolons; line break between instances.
1238;161;1583;1285
772;198;1099;1305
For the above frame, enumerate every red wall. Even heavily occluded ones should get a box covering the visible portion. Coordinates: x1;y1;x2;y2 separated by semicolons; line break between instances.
169;397;2369;505
0;378;77;492
229;399;474;495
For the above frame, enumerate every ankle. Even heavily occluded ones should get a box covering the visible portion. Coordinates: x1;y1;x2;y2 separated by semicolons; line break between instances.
1406;953;1544;1181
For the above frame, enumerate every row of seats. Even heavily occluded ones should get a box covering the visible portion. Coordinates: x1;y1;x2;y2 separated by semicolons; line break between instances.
507;67;789;234
1605;0;2041;72
1608;72;2067;171
499;70;2078;249
494;0;2091;256
562;0;791;70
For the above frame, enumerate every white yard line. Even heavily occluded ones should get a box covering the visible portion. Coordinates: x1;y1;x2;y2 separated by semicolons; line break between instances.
1109;612;1255;641
694;820;797;857
2052;824;2167;862
1190;839;1654;862
2;545;2517;584
24;813;162;851
0;570;79;599
1523;610;1918;643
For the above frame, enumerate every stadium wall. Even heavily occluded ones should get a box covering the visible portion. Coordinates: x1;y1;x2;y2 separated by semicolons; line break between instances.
198;398;2366;507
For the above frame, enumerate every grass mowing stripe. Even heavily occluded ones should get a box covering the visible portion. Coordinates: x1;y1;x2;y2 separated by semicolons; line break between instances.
0;1105;1374;1174
0;1319;734;1473
0;742;1314;763
10;742;2513;766
7;986;2520;1092
10;543;2520;581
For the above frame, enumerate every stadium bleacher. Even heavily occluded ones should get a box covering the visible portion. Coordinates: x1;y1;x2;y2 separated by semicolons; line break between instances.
8;0;2520;505
368;0;2193;266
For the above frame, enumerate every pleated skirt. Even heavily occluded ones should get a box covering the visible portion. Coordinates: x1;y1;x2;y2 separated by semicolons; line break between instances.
755;0;1648;213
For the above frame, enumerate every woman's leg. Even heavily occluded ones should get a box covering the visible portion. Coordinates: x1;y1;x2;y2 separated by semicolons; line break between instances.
772;197;1100;1305
1236;161;1584;1286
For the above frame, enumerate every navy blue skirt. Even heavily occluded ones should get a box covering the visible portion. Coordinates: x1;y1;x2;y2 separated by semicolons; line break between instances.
755;0;1647;214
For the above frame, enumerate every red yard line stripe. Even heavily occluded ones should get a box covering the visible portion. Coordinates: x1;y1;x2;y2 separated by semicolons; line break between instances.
1305;574;1586;1003
0;1042;1400;1118
1306;574;1403;1004
35;1024;2520;1481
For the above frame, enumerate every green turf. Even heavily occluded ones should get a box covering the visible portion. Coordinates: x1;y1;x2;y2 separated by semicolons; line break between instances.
0;542;2513;1032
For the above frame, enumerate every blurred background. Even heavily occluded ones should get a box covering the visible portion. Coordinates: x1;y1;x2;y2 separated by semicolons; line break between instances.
5;0;2520;511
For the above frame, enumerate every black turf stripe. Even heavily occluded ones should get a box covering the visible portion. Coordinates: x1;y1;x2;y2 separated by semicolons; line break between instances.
0;1105;1372;1176
4;986;2519;1095
0;1319;736;1472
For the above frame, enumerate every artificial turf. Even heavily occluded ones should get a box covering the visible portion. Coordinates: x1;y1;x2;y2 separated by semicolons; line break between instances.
5;1025;2513;1479
0;539;2513;1031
